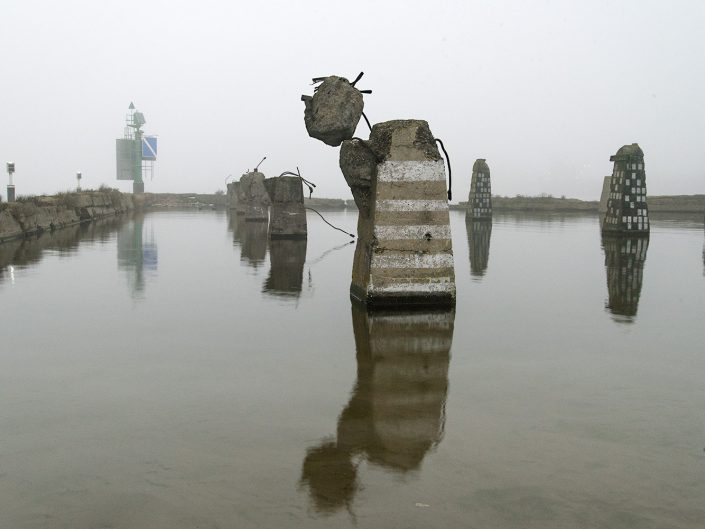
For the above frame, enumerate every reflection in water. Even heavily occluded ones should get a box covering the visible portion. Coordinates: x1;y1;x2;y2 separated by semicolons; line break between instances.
602;235;649;322
300;304;454;514
240;220;268;268
117;214;158;298
227;212;244;248
466;219;492;278
263;239;307;298
0;217;126;284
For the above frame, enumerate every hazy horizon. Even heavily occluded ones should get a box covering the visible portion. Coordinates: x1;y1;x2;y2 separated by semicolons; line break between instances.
1;0;703;202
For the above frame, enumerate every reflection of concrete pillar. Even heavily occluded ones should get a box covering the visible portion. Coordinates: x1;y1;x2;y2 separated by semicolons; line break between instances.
240;219;268;267
602;235;649;321
341;120;455;308
466;159;492;220
300;304;454;514
263;176;307;239
240;171;270;221
466;219;492;277
602;144;649;234
263;239;307;297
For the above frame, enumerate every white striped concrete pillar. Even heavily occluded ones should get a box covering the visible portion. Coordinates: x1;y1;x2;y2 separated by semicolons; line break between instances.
346;120;456;308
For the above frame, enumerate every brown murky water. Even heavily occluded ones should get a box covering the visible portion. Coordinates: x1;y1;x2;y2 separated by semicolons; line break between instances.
0;210;703;528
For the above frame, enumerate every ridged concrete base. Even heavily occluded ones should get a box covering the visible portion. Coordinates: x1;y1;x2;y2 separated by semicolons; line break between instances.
351;159;456;308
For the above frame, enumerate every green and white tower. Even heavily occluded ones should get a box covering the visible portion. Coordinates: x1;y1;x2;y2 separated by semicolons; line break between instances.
116;103;157;194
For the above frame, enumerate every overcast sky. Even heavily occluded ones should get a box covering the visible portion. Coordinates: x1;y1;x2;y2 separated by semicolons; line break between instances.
1;0;703;201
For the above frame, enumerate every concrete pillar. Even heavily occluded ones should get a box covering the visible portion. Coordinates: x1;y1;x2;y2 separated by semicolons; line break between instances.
340;120;455;308
466;159;492;220
602;143;649;234
133;181;145;194
239;171;270;221
6;185;15;203
263;176;307;239
603;234;649;321
598;175;611;215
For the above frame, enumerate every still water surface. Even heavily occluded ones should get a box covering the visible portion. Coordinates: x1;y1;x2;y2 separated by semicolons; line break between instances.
0;210;703;528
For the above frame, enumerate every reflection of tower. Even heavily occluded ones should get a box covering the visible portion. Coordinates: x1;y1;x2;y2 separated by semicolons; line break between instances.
300;304;454;514
117;214;158;297
466;219;492;278
263;239;307;297
602;235;649;321
602;143;649;234
466;158;492;221
240;219;268;267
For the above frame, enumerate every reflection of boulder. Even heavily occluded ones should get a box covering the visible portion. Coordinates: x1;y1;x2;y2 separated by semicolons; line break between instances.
240;220;268;268
263;239;306;297
300;304;454;514
466;219;492;278
117;214;158;297
602;235;649;322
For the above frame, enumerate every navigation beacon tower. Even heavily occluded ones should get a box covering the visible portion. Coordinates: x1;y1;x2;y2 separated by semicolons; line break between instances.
116;103;157;194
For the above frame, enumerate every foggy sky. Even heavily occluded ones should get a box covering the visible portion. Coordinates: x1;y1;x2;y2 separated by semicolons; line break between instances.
1;0;703;201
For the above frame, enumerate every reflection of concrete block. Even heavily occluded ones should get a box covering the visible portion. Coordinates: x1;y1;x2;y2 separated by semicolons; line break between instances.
303;76;363;147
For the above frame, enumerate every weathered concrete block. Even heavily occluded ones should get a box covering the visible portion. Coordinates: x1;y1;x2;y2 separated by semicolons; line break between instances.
347;120;455;308
602;143;649;234
302;76;363;147
466;159;492;220
263;176;307;239
339;139;376;215
239;171;271;221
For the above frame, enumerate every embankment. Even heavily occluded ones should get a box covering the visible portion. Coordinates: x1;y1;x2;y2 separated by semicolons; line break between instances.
0;190;133;244
451;194;705;213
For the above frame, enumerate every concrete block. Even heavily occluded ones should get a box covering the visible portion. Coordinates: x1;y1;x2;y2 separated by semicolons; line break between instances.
466;159;492;220
302;76;363;147
264;176;307;239
239;171;270;221
347;120;455;308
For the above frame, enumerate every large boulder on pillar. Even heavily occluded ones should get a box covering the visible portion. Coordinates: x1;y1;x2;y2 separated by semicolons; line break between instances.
302;76;363;147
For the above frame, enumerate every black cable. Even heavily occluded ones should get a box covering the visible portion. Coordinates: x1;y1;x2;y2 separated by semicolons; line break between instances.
435;138;452;201
361;111;372;132
305;207;355;238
